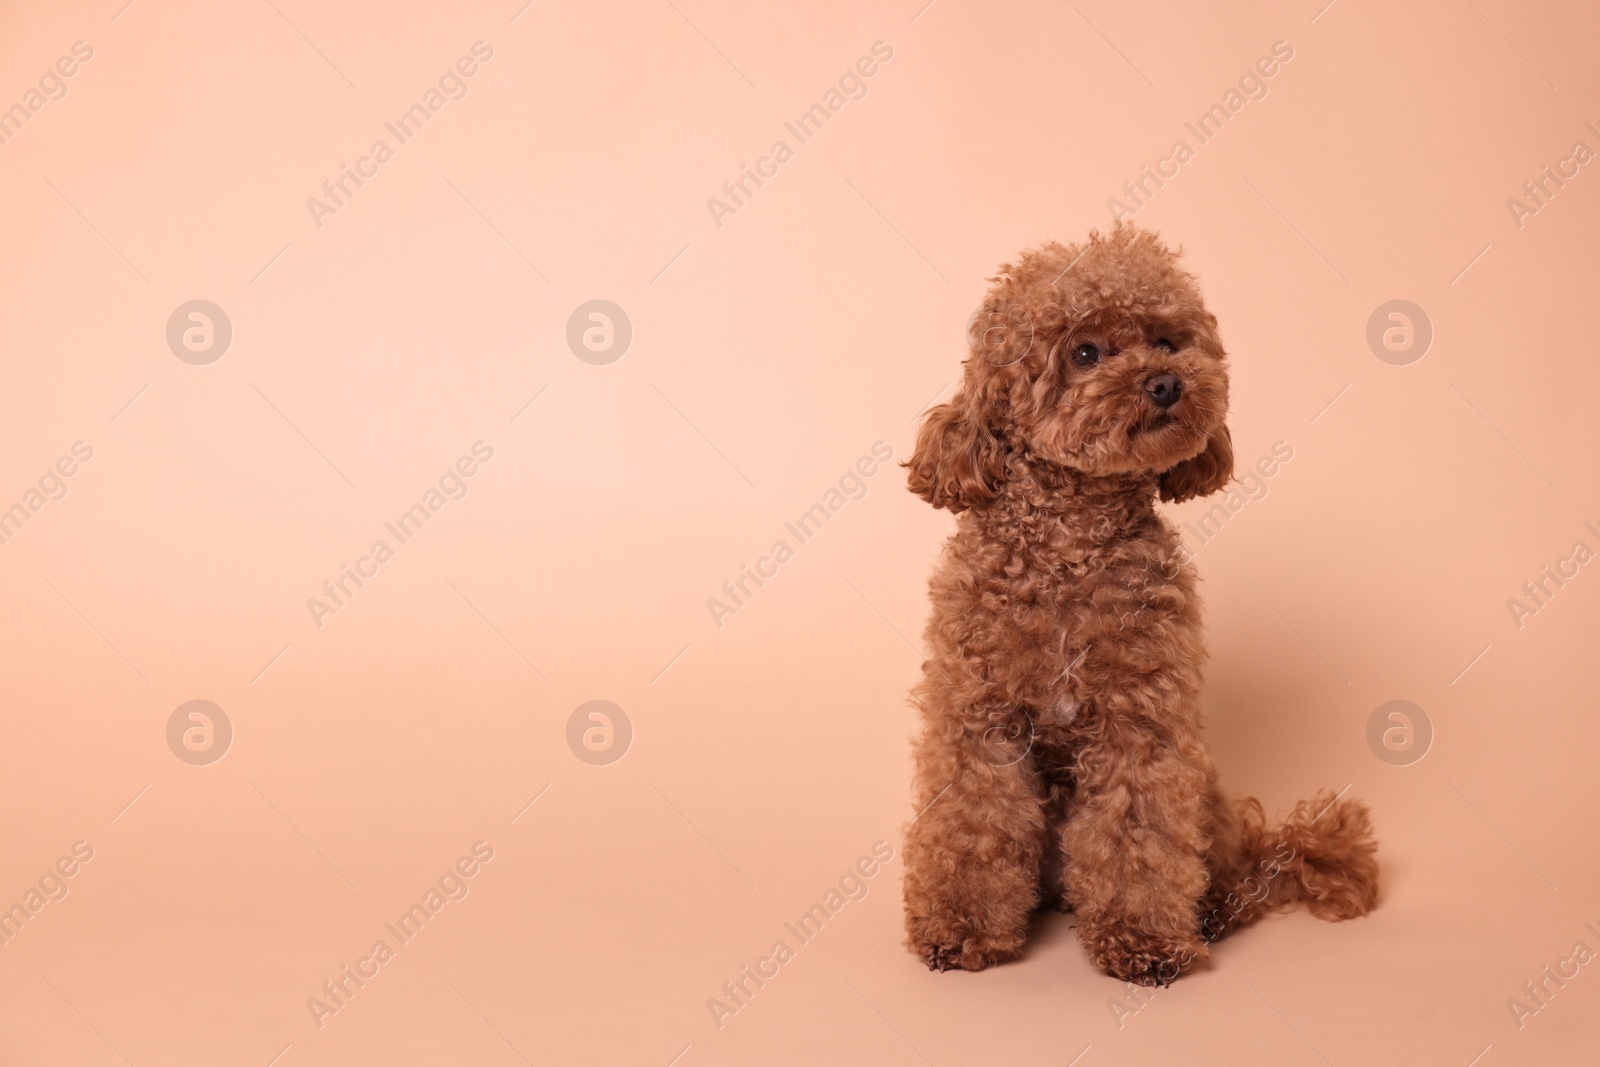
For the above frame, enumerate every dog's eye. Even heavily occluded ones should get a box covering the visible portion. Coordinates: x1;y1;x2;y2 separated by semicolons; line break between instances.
1071;343;1102;367
1153;337;1176;352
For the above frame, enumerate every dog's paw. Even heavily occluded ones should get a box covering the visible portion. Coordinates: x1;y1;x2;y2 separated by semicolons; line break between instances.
908;916;1023;973
1088;929;1208;986
917;938;1007;973
923;942;969;972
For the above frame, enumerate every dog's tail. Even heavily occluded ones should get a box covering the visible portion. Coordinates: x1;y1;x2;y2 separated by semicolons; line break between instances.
1199;787;1379;942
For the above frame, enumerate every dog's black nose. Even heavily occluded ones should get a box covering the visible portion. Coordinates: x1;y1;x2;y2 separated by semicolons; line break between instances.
1144;374;1183;409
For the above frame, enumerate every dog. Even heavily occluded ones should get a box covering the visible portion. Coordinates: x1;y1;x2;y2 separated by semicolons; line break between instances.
900;224;1378;985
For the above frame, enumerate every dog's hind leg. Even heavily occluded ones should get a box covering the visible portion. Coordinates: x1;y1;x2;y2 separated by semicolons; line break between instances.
1199;786;1379;941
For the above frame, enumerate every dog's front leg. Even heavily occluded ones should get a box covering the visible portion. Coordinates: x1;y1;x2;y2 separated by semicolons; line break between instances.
1061;686;1213;985
902;703;1047;972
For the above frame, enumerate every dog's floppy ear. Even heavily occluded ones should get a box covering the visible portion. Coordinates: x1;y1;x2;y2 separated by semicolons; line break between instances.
1159;424;1233;503
905;380;1006;512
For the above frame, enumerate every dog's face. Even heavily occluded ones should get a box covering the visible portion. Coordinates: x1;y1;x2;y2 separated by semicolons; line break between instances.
908;225;1234;511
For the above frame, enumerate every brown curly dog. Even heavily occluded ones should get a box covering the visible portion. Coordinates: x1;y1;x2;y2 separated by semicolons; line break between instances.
901;224;1378;985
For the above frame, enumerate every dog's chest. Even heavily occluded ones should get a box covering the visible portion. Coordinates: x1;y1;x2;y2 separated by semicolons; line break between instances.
1036;690;1081;728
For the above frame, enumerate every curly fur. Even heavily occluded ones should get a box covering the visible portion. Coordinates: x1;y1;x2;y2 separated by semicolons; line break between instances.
901;225;1378;984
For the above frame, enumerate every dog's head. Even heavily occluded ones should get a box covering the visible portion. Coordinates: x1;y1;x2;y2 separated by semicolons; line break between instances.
907;224;1232;511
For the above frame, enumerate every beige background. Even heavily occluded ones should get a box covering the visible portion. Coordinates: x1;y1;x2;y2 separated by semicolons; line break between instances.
0;0;1597;1064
